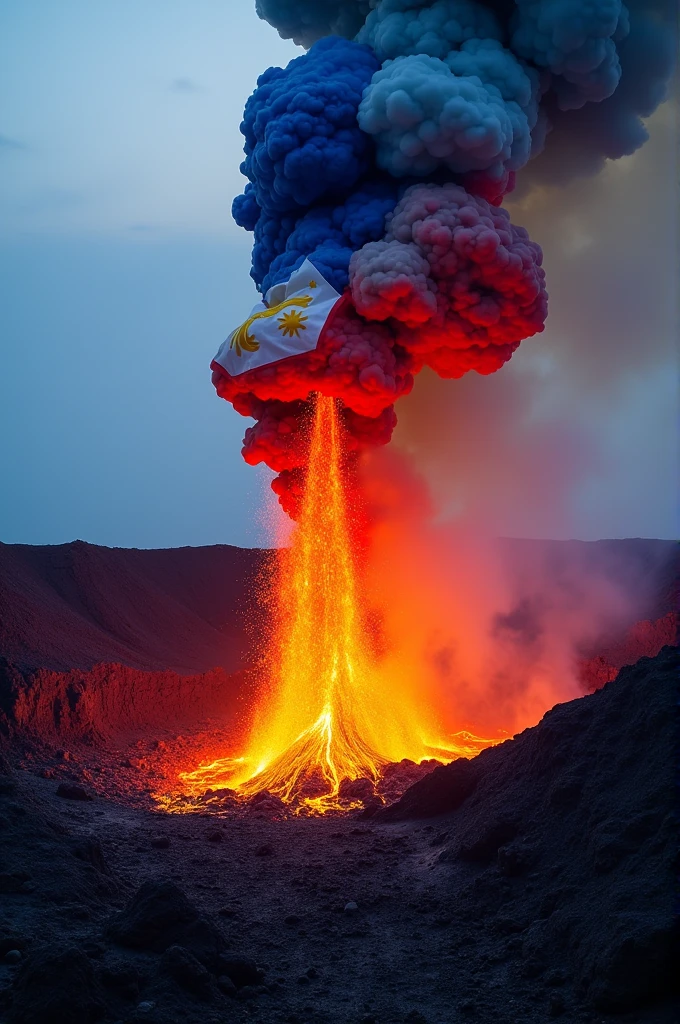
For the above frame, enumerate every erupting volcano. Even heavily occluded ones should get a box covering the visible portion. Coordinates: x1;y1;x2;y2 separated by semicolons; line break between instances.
190;0;676;815
178;393;491;813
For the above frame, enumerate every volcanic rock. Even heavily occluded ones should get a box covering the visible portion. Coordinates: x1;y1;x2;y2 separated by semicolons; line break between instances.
456;818;519;863
105;881;223;967
71;838;111;875
376;757;478;821
55;782;92;801
254;842;274;856
338;776;375;802
100;960;141;1001
377;758;442;803
7;946;105;1024
217;954;263;988
162;944;213;999
217;974;237;996
390;646;678;1014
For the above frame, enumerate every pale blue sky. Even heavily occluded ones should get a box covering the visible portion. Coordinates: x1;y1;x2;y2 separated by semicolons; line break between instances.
1;1;677;547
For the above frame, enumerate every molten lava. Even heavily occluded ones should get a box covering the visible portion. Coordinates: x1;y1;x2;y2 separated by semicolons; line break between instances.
175;394;495;813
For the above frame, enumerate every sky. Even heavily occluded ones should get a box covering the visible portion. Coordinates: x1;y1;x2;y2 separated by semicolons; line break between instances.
1;0;678;549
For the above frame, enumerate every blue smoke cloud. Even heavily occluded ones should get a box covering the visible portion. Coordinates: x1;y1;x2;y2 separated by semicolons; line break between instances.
357;0;503;60
358;43;540;179
262;181;402;293
235;36;379;217
520;4;677;186
255;0;369;47
510;0;629;111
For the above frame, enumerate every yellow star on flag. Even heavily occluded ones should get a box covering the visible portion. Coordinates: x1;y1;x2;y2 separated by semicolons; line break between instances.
277;308;309;338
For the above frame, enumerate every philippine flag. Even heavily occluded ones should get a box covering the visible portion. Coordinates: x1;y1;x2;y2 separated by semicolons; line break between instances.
212;258;344;378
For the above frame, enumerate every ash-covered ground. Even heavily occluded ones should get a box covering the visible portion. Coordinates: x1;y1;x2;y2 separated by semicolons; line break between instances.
0;539;677;1023
0;647;676;1024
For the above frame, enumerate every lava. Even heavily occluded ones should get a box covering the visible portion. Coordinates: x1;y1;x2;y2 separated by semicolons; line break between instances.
174;393;494;814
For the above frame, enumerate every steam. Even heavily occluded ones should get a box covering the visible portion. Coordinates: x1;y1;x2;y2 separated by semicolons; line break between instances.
361;448;672;740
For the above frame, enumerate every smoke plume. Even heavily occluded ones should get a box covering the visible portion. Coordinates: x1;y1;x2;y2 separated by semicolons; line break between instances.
213;0;675;514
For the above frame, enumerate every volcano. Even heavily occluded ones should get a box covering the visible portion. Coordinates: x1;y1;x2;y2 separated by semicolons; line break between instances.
0;534;677;1021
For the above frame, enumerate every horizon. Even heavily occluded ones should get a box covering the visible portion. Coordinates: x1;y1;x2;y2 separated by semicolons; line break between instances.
1;0;678;549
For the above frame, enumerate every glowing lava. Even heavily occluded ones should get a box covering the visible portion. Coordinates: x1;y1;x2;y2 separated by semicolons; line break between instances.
176;393;495;813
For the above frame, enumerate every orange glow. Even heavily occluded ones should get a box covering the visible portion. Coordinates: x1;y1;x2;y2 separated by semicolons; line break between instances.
176;394;496;813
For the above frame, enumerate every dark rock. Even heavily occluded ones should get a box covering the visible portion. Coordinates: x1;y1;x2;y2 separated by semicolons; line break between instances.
106;880;223;967
284;914;301;925
497;841;533;877
338;776;375;802
217;954;263;989
83;942;106;962
217;907;238;918
162;944;212;999
100;961;140;1001
149;836;170;849
72;838;111;875
0;870;31;894
375;757;478;821
254;842;274;856
521;957;545;979
206;829;222;842
378;758;441;803
586;914;677;1011
7;946;105;1024
217;974;237;996
357;796;384;818
549;775;584;808
0;934;29;956
549;992;566;1016
236;984;258;1000
248;794;288;817
4;949;21;964
55;783;92;801
458;819;519;863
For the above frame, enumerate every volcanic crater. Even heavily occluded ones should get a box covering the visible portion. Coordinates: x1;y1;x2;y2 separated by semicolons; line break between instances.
0;537;677;1024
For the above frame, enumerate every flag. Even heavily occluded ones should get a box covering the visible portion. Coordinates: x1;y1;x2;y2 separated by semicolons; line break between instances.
212;258;344;378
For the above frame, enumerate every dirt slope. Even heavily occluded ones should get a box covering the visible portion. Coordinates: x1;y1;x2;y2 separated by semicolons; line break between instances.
0;648;675;1024
379;646;678;1013
0;540;271;675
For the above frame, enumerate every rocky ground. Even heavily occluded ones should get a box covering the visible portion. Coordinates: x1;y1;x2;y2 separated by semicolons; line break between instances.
0;647;676;1024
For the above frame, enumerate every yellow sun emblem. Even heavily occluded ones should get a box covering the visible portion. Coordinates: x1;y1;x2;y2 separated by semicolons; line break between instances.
277;308;309;338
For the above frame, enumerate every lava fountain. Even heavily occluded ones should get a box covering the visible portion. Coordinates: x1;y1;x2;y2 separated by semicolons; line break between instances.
232;391;388;809
176;393;493;813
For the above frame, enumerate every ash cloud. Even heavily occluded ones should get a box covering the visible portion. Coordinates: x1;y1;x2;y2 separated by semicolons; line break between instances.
391;102;678;541
360;447;675;741
214;1;676;515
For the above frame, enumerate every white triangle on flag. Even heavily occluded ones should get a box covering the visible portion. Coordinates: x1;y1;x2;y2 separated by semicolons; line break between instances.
213;259;343;378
